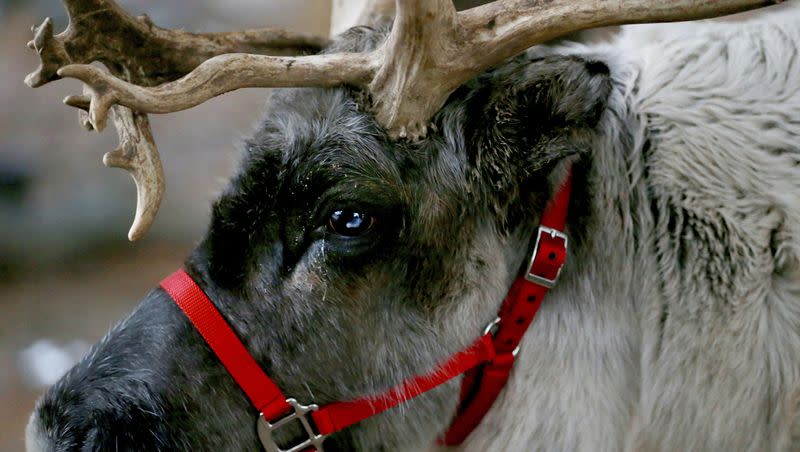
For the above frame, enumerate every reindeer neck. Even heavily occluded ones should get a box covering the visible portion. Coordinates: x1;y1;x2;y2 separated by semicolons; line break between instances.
458;54;653;450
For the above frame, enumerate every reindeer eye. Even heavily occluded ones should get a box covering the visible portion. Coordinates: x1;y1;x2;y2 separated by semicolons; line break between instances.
328;210;376;237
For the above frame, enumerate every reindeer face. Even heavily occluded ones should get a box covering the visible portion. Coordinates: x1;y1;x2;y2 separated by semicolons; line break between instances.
26;42;611;451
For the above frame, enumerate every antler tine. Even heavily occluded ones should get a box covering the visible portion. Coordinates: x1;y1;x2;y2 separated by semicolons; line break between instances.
63;81;165;241
105;107;164;242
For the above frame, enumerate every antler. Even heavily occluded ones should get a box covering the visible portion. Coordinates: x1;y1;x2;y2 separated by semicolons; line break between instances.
58;0;783;139
29;0;783;239
25;0;327;240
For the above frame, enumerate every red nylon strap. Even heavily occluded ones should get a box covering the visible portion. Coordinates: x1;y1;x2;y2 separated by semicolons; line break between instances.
160;270;291;420
160;272;497;437
311;334;495;435
441;168;572;445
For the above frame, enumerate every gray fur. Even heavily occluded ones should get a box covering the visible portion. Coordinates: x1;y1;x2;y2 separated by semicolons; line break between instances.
27;7;800;452
461;9;800;452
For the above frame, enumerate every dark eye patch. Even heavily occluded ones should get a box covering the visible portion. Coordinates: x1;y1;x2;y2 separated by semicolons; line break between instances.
278;173;404;268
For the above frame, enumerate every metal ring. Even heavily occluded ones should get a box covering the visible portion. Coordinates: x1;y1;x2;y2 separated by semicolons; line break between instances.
483;317;502;336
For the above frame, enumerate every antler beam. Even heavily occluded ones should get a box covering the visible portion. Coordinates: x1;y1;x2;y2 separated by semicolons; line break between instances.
58;52;376;133
25;0;328;240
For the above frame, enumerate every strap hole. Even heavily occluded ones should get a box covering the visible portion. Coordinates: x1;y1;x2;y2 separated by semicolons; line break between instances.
516;317;525;325
527;295;536;302
548;252;557;260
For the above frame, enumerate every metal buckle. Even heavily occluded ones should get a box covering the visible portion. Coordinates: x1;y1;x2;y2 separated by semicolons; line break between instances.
524;226;568;289
257;399;327;452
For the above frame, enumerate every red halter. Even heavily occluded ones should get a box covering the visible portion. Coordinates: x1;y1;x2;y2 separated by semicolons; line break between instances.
160;169;572;451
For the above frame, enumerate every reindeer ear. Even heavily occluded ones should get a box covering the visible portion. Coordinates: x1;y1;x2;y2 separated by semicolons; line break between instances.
510;55;612;127
464;54;612;171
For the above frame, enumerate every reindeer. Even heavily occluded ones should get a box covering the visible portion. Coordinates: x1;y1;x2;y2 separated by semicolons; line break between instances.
22;0;800;451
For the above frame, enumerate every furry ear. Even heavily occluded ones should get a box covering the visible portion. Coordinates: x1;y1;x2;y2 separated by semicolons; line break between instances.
464;53;612;174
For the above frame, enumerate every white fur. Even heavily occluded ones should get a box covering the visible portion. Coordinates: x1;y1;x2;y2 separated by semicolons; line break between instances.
451;6;800;452
25;412;48;452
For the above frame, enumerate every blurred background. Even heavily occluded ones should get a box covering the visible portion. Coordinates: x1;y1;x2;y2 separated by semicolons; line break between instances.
0;1;329;449
0;0;794;450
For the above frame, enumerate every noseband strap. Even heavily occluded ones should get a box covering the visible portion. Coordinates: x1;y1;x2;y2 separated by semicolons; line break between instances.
160;168;572;450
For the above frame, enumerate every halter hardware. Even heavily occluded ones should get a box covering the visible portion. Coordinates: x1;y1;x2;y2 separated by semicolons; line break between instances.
257;399;326;452
525;226;568;288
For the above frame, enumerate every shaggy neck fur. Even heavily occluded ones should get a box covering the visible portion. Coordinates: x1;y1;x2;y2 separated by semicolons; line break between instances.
451;44;647;452
460;9;800;452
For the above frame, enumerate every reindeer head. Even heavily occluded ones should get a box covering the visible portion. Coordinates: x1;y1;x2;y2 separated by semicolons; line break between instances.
23;1;780;451
26;28;615;452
